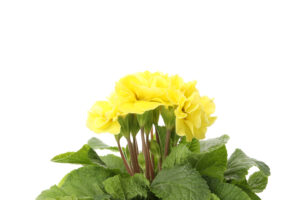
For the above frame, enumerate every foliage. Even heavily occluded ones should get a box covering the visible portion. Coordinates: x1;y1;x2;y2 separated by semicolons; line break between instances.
37;135;270;200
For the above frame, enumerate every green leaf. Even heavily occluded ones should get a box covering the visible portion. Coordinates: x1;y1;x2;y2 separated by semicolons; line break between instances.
100;154;127;174
224;149;270;181
103;173;149;200
188;145;227;180
244;191;261;200
187;138;201;153
248;171;268;193
36;185;77;200
199;135;229;153
88;137;119;152
162;144;192;169
58;166;111;196
179;137;201;153
61;197;78;200
94;194;111;200
210;193;220;200
51;144;105;166
151;165;211;200
226;150;270;197
232;180;261;200
206;177;251;200
58;166;115;199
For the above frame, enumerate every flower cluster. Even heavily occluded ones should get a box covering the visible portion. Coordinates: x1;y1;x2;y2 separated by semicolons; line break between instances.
87;71;216;141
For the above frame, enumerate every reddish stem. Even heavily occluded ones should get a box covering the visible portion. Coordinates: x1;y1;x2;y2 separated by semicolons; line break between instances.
133;135;141;172
141;127;150;180
146;133;155;180
126;137;140;173
117;140;133;176
133;135;139;156
164;129;172;158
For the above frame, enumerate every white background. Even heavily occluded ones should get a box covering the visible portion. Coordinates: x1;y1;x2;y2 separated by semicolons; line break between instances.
0;1;299;199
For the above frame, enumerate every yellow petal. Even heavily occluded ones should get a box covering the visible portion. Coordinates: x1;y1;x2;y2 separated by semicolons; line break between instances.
184;92;200;113
199;96;216;114
170;74;184;90
175;107;188;119
186;108;202;129
119;101;162;114
100;121;121;135
135;86;167;102
207;116;217;126
90;101;110;113
181;81;198;98
194;127;207;140
176;118;193;141
167;89;183;105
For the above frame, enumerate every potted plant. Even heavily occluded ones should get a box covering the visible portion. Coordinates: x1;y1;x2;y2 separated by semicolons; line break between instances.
37;71;270;200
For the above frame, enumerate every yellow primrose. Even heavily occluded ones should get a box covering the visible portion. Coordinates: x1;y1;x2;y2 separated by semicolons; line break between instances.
166;76;198;105
181;80;198;98
86;101;121;134
114;71;170;114
175;92;216;141
87;71;216;140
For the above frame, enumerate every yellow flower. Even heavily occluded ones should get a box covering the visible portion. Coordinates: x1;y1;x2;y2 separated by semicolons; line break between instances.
166;76;198;105
86;101;121;134
114;71;170;114
175;91;216;141
180;80;198;98
87;71;216;140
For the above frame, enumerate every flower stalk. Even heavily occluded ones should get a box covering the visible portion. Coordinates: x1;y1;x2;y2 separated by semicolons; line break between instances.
126;136;140;173
116;137;133;176
140;127;150;180
146;132;155;180
164;129;172;158
133;135;139;164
